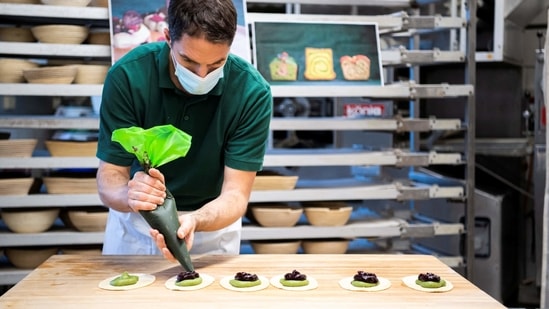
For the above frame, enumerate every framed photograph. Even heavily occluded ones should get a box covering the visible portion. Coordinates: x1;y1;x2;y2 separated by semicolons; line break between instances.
252;20;383;86
109;0;250;63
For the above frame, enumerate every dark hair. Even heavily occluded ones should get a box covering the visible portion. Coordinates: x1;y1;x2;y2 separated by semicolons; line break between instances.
167;0;237;45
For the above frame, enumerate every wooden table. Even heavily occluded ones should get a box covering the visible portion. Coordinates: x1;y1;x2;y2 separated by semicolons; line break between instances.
0;254;506;308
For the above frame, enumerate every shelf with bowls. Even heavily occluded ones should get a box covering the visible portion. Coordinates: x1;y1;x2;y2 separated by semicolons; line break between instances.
0;114;461;132
241;0;475;279
0;230;105;247
0;219;463;248
0;181;463;208
0;148;461;170
0;0;111;284
0;42;110;58
0;2;108;20
0;82;474;98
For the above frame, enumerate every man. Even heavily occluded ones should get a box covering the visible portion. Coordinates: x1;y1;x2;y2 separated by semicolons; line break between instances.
96;0;272;261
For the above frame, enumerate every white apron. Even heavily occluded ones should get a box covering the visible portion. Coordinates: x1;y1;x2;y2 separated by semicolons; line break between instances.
102;209;242;255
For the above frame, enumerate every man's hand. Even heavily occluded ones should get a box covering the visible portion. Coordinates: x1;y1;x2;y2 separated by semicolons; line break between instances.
150;229;177;262
127;168;166;212
150;212;196;262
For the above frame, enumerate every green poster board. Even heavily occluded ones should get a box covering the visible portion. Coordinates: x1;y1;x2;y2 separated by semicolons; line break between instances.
252;21;383;86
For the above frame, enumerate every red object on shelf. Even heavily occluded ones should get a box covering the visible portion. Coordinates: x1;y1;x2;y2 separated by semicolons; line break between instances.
542;106;546;128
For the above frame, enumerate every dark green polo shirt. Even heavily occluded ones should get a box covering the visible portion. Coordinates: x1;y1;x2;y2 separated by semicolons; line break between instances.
97;42;272;211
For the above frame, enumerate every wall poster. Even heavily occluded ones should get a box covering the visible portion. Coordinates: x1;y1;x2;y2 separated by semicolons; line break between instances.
252;20;383;86
108;0;251;63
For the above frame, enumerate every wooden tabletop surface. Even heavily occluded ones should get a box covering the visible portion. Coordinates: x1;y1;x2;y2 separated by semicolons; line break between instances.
0;254;506;309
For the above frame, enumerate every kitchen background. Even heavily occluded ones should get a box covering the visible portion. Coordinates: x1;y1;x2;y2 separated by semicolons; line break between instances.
0;0;548;308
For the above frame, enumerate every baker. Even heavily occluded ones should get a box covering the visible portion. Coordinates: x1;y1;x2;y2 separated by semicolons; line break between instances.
96;0;272;260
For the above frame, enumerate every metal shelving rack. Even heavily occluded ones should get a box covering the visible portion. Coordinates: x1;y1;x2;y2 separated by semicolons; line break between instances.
246;0;476;278
0;0;476;285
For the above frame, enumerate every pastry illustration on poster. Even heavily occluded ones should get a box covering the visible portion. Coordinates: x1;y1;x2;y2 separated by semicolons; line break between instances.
252;21;383;86
108;0;251;63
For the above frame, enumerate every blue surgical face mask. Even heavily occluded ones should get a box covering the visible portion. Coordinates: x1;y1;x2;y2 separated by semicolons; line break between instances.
171;52;224;95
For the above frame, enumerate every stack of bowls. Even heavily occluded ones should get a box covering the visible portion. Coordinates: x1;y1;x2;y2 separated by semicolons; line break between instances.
0;138;37;157
250;240;301;254
64;207;108;232
0;177;34;195
1;207;60;233
40;0;90;6
250;203;303;227
302;201;353;226
87;30;110;45
73;64;109;84
90;0;108;7
31;24;89;44
0;0;39;3
43;176;97;194
0;27;35;42
5;247;58;269
302;238;350;254
45;140;97;156
23;65;78;84
252;175;298;191
0;58;39;83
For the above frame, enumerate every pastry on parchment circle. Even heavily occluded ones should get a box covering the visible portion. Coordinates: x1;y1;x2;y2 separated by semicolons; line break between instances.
269;51;298;81
98;272;156;291
165;270;215;291
303;47;336;81
340;54;371;81
401;272;454;293
270;269;318;291
219;271;269;292
338;270;391;292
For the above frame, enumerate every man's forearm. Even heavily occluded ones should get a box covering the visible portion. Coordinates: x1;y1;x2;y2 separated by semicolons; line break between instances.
98;183;132;212
191;191;248;232
96;164;133;212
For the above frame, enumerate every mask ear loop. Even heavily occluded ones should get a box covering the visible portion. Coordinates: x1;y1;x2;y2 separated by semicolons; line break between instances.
170;52;178;76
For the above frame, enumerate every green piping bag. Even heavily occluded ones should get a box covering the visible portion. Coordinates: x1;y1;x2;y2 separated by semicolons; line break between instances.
112;124;194;271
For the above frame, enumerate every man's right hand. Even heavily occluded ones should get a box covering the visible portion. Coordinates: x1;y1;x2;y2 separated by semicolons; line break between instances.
127;168;167;212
